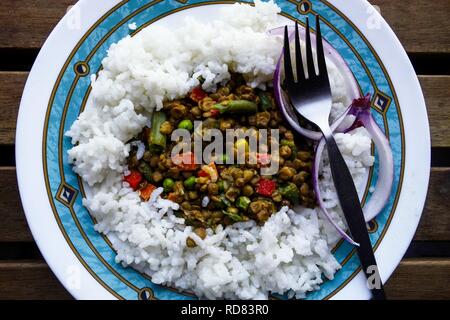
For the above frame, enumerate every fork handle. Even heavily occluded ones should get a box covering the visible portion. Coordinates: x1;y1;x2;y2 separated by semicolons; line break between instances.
322;130;386;300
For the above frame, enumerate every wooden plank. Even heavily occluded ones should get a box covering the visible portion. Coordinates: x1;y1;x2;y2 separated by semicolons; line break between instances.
0;1;448;53
419;76;450;148
1;73;449;147
0;261;72;300
1;166;449;242
0;258;447;299
0;72;27;145
385;258;450;300
0;0;76;50
0;167;33;242
414;167;450;241
369;0;450;54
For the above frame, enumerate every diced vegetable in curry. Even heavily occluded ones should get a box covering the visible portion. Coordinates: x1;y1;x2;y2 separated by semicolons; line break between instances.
124;73;315;232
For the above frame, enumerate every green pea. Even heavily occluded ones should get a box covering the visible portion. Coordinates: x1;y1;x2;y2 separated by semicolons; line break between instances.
236;196;251;211
163;178;175;192
235;139;249;152
178;119;194;132
279;183;300;204
183;176;196;190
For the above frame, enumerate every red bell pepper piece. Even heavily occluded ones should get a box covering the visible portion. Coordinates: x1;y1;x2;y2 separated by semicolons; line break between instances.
190;86;207;102
198;170;209;177
167;192;178;202
124;170;142;190
139;184;157;201
171;152;197;171
256;178;276;197
256;153;271;166
210;109;220;118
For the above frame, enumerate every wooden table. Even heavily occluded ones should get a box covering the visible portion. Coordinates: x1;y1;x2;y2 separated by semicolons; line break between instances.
0;0;449;300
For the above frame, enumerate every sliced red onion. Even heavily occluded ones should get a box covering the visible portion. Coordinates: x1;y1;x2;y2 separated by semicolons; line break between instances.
313;138;359;246
346;95;394;222
270;25;359;140
313;95;394;245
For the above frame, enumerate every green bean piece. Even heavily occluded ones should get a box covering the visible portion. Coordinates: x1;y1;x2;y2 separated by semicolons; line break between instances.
222;210;244;222
279;183;300;204
149;111;167;153
218;180;225;193
220;194;231;208
163;178;175;192
258;91;273;111
183;176;196;190
138;162;153;182
178;119;194;132
213;100;258;114
236;196;251;211
211;194;229;210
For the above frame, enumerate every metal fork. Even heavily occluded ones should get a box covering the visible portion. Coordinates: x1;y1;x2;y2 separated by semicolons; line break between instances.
283;16;386;300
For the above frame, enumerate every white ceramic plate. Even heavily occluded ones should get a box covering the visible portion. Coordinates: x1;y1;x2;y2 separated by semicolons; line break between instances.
16;0;430;300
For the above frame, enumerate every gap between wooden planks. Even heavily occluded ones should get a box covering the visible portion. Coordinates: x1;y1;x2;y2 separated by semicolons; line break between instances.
0;259;448;299
0;166;449;242
1;72;450;146
0;0;448;53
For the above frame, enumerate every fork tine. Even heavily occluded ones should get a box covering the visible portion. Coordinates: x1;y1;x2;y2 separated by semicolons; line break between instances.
284;26;294;85
315;15;328;79
295;22;305;82
304;17;316;78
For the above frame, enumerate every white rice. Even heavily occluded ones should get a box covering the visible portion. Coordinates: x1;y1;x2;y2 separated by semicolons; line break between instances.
66;1;374;299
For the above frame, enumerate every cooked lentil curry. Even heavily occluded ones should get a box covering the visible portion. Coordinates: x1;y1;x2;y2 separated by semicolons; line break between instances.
125;74;315;247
